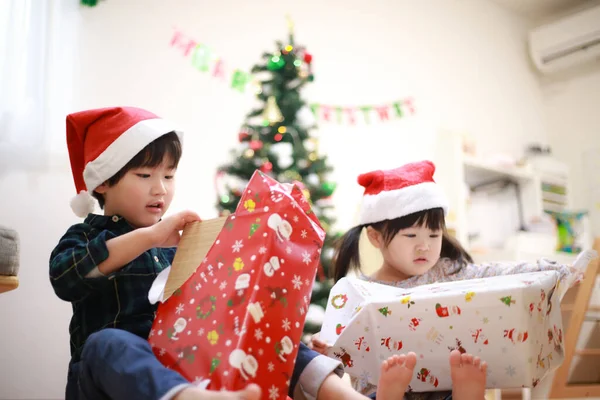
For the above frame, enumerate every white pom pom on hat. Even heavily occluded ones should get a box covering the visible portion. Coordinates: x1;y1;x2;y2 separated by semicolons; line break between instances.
70;191;96;218
66;106;184;218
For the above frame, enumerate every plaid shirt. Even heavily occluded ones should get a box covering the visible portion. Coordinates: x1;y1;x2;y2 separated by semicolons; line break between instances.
49;214;175;364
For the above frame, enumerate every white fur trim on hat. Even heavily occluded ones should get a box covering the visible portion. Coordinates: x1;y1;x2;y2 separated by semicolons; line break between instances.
70;190;96;218
357;181;449;225
82;118;181;193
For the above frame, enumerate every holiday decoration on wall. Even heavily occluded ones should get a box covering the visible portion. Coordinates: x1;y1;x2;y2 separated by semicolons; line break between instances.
214;20;339;336
169;28;416;124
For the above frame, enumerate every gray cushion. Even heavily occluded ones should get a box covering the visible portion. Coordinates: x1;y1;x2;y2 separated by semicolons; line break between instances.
0;226;19;276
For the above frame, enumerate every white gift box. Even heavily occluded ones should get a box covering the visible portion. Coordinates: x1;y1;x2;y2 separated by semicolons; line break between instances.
321;271;567;392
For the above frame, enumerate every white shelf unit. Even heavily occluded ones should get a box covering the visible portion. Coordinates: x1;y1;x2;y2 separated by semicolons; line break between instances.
433;130;575;264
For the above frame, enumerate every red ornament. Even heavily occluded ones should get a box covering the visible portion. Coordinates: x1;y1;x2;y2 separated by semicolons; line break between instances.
303;52;313;64
260;161;273;173
249;140;263;150
274;134;283;142
238;131;249;142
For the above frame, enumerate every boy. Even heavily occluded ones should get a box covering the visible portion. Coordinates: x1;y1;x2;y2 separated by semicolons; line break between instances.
50;107;404;400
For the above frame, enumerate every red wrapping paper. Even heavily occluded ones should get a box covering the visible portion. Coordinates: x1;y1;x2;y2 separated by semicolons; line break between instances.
149;171;325;399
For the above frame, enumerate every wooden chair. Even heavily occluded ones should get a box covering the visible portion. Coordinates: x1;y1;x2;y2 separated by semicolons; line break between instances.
548;237;600;398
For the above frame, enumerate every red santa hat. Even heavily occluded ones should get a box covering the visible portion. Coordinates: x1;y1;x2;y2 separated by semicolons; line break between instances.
356;160;449;225
66;106;183;217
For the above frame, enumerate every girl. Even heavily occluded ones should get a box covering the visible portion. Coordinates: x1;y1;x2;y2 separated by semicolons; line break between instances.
311;160;588;400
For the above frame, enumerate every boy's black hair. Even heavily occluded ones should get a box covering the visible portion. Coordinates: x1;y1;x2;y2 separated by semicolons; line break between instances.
332;208;473;282
92;132;182;209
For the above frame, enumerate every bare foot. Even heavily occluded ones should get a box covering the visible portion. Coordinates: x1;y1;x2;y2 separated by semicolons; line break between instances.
175;383;261;400
449;350;487;400
376;352;417;400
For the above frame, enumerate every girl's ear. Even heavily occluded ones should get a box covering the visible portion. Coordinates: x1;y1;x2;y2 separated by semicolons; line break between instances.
366;226;383;249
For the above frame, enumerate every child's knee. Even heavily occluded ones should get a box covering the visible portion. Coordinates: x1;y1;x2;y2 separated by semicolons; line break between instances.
82;328;134;360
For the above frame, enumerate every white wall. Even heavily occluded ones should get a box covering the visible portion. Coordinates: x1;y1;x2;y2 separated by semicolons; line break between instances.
0;0;548;398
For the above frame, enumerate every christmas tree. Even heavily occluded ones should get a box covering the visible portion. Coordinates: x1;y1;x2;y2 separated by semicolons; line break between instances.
215;19;337;337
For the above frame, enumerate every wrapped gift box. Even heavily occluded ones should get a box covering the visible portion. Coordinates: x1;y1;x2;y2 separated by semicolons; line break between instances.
148;170;325;399
320;271;569;391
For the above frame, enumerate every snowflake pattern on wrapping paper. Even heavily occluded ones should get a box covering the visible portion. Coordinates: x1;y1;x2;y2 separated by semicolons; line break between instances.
302;251;311;265
292;275;303;290
269;385;279;400
232;240;244;253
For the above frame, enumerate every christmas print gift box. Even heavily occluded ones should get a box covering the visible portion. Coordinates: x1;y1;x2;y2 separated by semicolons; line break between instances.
320;271;568;392
149;170;325;398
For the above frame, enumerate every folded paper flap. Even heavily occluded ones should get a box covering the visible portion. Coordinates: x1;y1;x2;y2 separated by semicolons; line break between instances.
288;184;324;237
162;217;228;301
556;249;598;301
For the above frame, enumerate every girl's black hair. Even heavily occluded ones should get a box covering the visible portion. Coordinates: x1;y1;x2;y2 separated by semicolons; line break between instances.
332;207;473;282
92;131;182;209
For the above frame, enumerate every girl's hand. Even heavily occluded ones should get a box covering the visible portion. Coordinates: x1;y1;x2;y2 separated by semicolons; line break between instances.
308;331;331;355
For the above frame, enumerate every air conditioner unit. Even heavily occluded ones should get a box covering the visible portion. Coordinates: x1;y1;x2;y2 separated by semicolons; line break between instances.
529;5;600;74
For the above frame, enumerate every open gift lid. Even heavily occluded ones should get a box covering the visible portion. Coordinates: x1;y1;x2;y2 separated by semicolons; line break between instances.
148;216;227;304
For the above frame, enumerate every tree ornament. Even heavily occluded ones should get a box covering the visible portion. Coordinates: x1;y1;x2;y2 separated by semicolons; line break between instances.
281;170;302;182
297;159;309;169
249;140;263;150
321;182;337;196
260;161;273;173
303;52;313;64
304;137;319;152
296;106;317;129
274;142;293;169
267;55;285;71
244;149;255;158
262;96;284;125
305;174;319;186
238;131;250;142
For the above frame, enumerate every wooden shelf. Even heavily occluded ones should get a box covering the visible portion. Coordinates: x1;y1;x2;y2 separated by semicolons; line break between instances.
463;156;535;189
0;275;19;294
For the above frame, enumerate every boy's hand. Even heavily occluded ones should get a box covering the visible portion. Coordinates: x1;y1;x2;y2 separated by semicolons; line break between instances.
147;210;201;248
308;331;331;355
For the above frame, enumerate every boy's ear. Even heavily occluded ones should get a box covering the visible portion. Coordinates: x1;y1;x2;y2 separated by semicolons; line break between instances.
366;226;383;249
94;182;109;194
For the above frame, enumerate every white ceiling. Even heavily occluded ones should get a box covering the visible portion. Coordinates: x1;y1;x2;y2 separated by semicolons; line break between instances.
491;0;594;20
